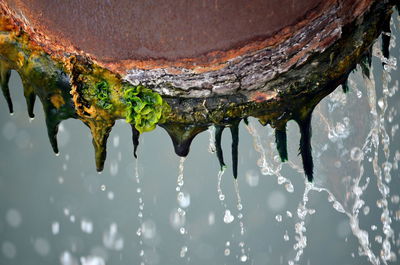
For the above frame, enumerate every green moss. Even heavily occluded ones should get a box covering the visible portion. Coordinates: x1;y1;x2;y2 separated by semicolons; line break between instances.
94;80;113;110
123;84;169;133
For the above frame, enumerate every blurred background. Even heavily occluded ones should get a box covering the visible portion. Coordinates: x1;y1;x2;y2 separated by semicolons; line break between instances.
1;9;400;265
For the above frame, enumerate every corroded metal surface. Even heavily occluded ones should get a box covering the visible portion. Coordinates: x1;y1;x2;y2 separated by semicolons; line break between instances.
5;0;326;64
2;0;375;98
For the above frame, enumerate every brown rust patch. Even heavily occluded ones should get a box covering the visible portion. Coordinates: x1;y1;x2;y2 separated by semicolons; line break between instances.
50;94;65;109
250;91;278;103
0;0;347;75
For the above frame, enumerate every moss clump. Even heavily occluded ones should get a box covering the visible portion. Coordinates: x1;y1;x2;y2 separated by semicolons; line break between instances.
93;80;113;110
123;84;169;133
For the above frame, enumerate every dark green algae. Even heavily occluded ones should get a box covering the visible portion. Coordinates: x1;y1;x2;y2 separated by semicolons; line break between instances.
0;1;396;181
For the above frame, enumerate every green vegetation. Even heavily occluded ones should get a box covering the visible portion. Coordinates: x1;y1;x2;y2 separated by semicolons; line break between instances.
94;80;112;110
123;84;168;133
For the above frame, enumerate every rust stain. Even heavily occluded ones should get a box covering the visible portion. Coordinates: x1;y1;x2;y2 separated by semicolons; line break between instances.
251;91;278;103
0;0;376;77
50;94;65;109
0;0;343;75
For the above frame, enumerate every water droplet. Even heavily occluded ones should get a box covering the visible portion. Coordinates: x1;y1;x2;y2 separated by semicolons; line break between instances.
245;170;259;187
363;206;370;215
240;255;248;262
275;215;282;222
2;241;16;259
224;248;230;256
378;98;386;110
5;209;22;228
391;195;400;204
52;222;60;235
223;210;234;224
113;135;120;147
110;161;118;176
80;256;105;265
100;185;106;191
60;251;77;265
219;194;225;201
63;208;70;216
141;220;156;239
107;192;114;200
58;176;64;184
103;223;124;251
177;191;191;208
333;201;345;213
394;210;400;221
179;227;186;234
81;219;93;234
284;231;290;241
180;246;188;258
170;208;186;229
285;183;294;193
350;147;363;161
208;212;215;225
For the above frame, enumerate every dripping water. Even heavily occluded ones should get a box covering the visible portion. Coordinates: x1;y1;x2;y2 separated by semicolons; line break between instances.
176;157;189;260
134;159;146;265
233;179;249;263
207;126;216;154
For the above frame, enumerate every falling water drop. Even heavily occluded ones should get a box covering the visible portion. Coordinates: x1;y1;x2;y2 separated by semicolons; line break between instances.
275;215;282;222
223;210;234;224
284;231;290;241
52;222;60;235
81;219;93;234
363;206;370;216
224;248;230;256
391;195;400;204
134;159;145;264
180;246;188;258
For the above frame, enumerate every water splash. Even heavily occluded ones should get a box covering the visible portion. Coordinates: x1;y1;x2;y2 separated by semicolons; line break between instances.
245;121;294;193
